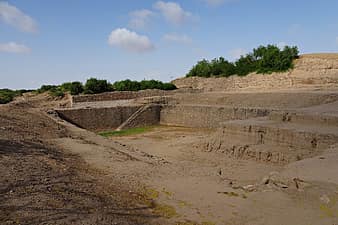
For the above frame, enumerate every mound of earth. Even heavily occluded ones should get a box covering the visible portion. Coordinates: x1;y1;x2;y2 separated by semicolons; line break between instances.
172;54;338;91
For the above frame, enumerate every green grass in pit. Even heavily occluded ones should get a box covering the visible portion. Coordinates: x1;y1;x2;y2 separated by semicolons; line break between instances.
98;126;155;137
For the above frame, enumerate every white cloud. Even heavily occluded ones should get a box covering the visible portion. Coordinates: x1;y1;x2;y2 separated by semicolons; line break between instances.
0;42;31;54
128;9;154;29
163;33;192;44
108;28;154;53
229;48;247;60
153;1;193;25
0;1;37;33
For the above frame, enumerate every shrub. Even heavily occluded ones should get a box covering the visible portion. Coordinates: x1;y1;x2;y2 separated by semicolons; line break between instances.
83;78;113;94
49;87;65;97
69;82;84;95
37;85;58;93
60;81;84;95
235;54;258;76
0;89;16;104
210;57;236;77
161;82;177;90
254;45;299;73
0;89;29;104
113;79;176;91
113;79;140;91
186;59;212;77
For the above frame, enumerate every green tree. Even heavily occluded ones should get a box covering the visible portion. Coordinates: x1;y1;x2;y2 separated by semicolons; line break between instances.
186;44;299;78
235;54;258;76
84;78;113;94
186;59;212;77
69;82;84;95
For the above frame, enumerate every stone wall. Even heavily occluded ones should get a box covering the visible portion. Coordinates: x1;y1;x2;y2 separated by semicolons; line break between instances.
160;105;271;128
117;105;161;130
170;92;338;109
72;88;201;104
72;89;172;104
56;105;161;131
57;106;140;131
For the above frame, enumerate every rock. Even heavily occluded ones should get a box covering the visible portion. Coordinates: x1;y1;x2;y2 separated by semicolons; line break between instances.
242;184;256;192
293;178;305;189
320;194;330;204
217;168;222;176
261;176;270;185
272;181;288;189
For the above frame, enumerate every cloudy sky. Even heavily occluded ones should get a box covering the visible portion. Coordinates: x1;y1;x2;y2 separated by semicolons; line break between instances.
1;0;338;89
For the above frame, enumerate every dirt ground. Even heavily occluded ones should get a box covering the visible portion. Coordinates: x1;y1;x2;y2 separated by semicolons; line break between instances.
1;93;338;225
0;94;158;225
109;127;338;225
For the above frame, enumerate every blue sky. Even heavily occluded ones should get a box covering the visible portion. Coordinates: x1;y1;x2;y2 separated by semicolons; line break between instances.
1;0;338;89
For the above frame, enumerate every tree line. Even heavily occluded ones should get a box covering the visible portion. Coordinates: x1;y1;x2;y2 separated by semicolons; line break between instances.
0;78;177;104
186;44;299;77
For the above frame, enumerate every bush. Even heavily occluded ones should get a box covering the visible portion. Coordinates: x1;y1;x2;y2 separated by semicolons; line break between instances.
254;45;299;73
0;89;16;104
69;82;84;95
49;87;65;97
113;79;140;91
83;78;113;94
235;54;258;76
210;57;236;77
60;81;83;95
0;89;29;104
37;85;58;93
186;44;299;78
186;59;212;77
161;82;177;90
113;79;176;91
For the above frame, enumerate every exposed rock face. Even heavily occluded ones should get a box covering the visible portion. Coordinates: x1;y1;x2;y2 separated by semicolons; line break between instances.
172;54;338;91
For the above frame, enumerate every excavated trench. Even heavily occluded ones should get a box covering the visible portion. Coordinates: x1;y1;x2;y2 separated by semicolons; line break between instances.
53;90;338;225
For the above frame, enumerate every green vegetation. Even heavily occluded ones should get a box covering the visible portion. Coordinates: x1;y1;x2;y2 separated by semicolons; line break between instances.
98;126;155;137
113;79;176;91
60;81;84;95
83;78;113;94
37;85;65;97
186;44;299;78
38;78;176;98
1;77;176;104
0;89;31;104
